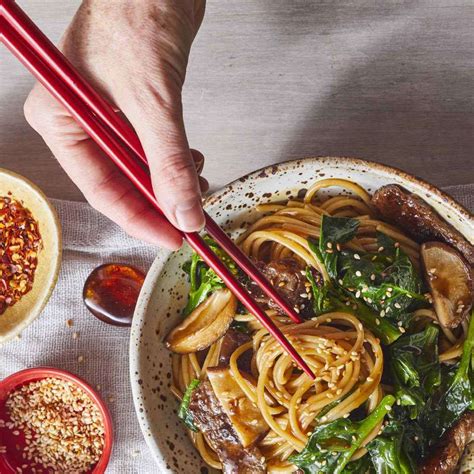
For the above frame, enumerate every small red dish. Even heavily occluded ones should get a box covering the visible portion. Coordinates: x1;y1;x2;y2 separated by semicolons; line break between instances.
0;367;113;474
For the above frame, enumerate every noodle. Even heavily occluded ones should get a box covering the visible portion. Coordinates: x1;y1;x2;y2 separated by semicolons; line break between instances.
170;178;466;473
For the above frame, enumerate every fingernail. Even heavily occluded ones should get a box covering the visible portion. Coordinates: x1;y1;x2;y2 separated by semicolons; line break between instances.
174;200;205;232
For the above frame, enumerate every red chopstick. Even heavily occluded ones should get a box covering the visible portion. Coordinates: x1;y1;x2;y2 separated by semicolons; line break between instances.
1;0;304;328
0;0;315;379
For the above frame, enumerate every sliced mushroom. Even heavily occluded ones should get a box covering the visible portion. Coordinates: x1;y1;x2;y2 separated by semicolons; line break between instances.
165;289;237;353
218;328;252;372
189;381;267;473
421;242;473;328
372;185;474;265
420;411;474;474
207;367;269;448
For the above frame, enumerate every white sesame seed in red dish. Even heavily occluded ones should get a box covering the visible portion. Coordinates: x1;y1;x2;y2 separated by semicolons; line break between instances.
0;368;113;473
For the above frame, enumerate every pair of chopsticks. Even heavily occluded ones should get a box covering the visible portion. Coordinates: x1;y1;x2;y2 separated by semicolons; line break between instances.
0;0;315;378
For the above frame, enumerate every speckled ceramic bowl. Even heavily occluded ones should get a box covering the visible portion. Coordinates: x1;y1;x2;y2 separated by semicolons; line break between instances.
130;157;474;473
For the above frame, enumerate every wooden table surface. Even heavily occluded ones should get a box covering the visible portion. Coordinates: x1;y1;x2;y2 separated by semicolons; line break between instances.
1;0;473;202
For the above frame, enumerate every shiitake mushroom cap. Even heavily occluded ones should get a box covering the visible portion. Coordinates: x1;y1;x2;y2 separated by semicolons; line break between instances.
165;289;237;353
421;242;473;329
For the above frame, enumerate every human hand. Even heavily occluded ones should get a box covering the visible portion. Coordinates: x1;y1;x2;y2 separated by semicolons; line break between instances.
24;0;207;249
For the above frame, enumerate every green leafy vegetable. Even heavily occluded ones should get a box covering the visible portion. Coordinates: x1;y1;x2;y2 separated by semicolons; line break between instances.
314;216;360;279
384;311;474;465
182;236;239;315
306;267;338;316
418;310;474;446
289;395;395;474
178;379;200;432
388;324;441;418
367;420;415;474
306;219;432;344
341;455;372;474
306;244;401;345
338;233;426;325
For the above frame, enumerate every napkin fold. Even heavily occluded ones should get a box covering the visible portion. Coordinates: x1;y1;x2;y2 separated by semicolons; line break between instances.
0;185;472;473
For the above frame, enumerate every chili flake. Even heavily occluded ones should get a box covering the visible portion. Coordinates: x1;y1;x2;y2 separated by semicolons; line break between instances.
0;196;42;314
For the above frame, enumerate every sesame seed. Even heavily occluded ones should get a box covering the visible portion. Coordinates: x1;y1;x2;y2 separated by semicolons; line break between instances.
367;377;374;382
278;281;285;287
327;242;333;249
354;253;360;260
394;303;401;309
355;271;362;277
72;332;79;340
385;405;392;411
355;291;361;298
66;319;73;327
378;246;384;252
370;274;376;281
380;310;385;317
376;318;380;325
5;377;104;472
78;355;84;363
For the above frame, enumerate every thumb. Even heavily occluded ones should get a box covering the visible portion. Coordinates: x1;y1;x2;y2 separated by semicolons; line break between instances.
118;90;205;233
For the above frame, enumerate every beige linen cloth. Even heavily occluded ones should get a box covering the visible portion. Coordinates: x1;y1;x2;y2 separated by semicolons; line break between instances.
0;184;473;473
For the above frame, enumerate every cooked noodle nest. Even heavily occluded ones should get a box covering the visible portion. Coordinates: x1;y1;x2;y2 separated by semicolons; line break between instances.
230;312;384;471
174;312;384;472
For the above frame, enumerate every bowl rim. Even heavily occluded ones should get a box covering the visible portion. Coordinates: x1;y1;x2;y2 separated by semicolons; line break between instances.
129;155;473;470
0;366;113;473
204;156;473;225
0;167;62;345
